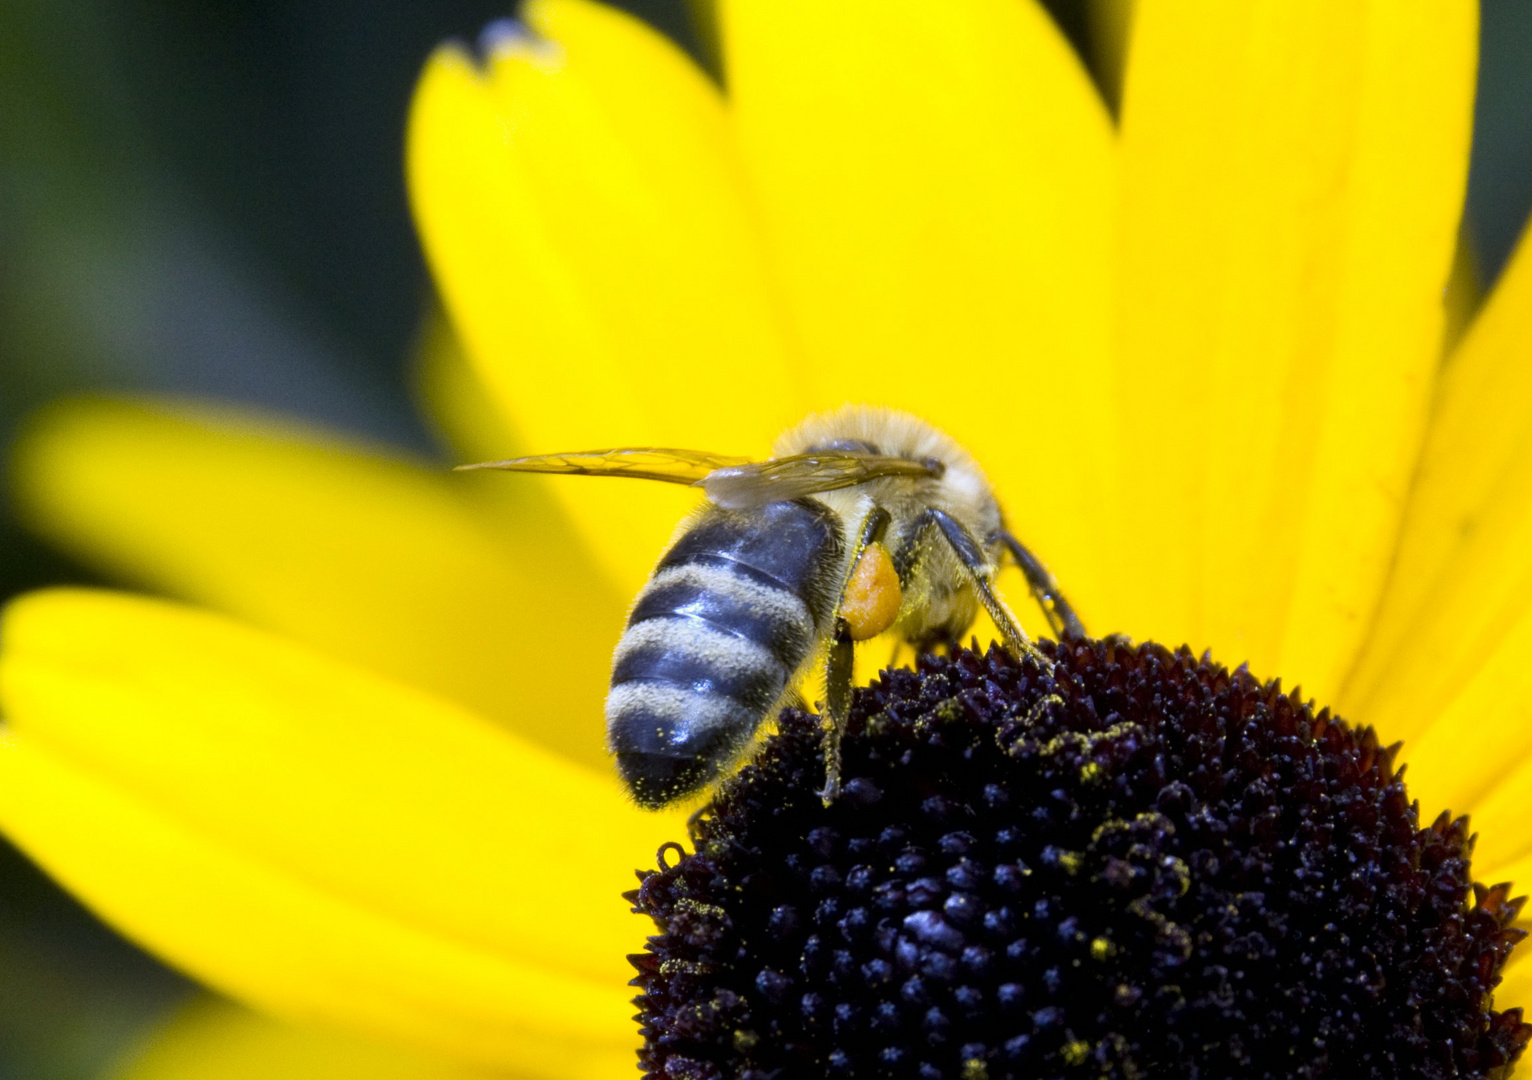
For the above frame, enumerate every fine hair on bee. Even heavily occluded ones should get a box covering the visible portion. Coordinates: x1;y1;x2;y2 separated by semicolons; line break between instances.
458;406;1084;809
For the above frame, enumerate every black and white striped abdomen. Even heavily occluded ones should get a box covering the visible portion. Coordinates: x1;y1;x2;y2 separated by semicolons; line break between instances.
607;499;842;808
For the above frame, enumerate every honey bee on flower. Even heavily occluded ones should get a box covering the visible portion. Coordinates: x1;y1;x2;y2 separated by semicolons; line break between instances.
0;0;1530;1077
464;406;1083;807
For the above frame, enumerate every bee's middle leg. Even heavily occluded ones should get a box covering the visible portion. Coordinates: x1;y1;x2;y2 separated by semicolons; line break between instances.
818;616;854;804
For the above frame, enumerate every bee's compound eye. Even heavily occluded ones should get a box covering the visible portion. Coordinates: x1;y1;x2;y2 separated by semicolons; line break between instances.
841;542;902;641
809;439;879;455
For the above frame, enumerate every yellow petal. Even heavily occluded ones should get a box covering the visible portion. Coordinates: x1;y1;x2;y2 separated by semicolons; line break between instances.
1392;602;1532;841
12;397;622;771
112;998;505;1080
1340;225;1532;742
1477;849;1532;917
408;0;801;596
0;589;682;1070
1452;730;1532;877
1497;953;1532;1017
719;0;1119;630
1111;0;1475;690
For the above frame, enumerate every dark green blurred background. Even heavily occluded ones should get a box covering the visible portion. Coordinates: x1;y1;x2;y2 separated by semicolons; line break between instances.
1;1;1529;1076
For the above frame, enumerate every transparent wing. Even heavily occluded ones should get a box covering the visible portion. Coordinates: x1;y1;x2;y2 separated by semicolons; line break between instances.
702;452;938;509
456;447;751;485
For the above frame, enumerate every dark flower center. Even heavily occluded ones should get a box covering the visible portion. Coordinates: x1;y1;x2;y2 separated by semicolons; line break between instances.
627;639;1530;1079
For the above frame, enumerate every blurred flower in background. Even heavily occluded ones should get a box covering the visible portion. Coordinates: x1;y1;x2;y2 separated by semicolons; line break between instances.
4;0;1532;1077
0;1;689;1076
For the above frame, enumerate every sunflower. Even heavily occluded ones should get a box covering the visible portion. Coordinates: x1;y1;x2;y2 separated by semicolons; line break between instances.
3;0;1531;1075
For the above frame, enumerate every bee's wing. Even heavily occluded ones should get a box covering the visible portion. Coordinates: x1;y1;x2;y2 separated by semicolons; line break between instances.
702;452;938;509
457;447;751;485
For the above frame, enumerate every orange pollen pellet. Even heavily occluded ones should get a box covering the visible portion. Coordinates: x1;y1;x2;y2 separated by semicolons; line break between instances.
841;541;902;641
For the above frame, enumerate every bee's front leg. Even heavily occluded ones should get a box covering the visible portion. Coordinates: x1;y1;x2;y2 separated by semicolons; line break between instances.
996;530;1086;641
911;508;1040;663
818;616;854;804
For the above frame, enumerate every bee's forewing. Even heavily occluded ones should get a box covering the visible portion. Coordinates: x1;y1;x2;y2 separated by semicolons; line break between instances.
456;447;750;485
702;453;935;509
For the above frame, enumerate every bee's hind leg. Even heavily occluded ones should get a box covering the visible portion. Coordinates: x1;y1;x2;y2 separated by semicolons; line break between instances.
818;617;855;805
819;508;894;803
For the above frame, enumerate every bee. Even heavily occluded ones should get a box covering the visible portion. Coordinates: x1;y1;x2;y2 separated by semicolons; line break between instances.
460;407;1084;809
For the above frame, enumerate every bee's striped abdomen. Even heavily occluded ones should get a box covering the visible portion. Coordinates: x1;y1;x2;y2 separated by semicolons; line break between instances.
608;499;842;808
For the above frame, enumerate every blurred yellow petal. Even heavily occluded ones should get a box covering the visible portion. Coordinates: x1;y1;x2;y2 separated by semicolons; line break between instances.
720;0;1118;628
1111;0;1475;695
0;589;680;1070
413;308;523;464
1086;0;1136;107
1341;227;1532;742
408;0;800;596
1439;225;1484;357
12;397;621;770
0;735;631;1077
683;0;720;76
113;997;504;1080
